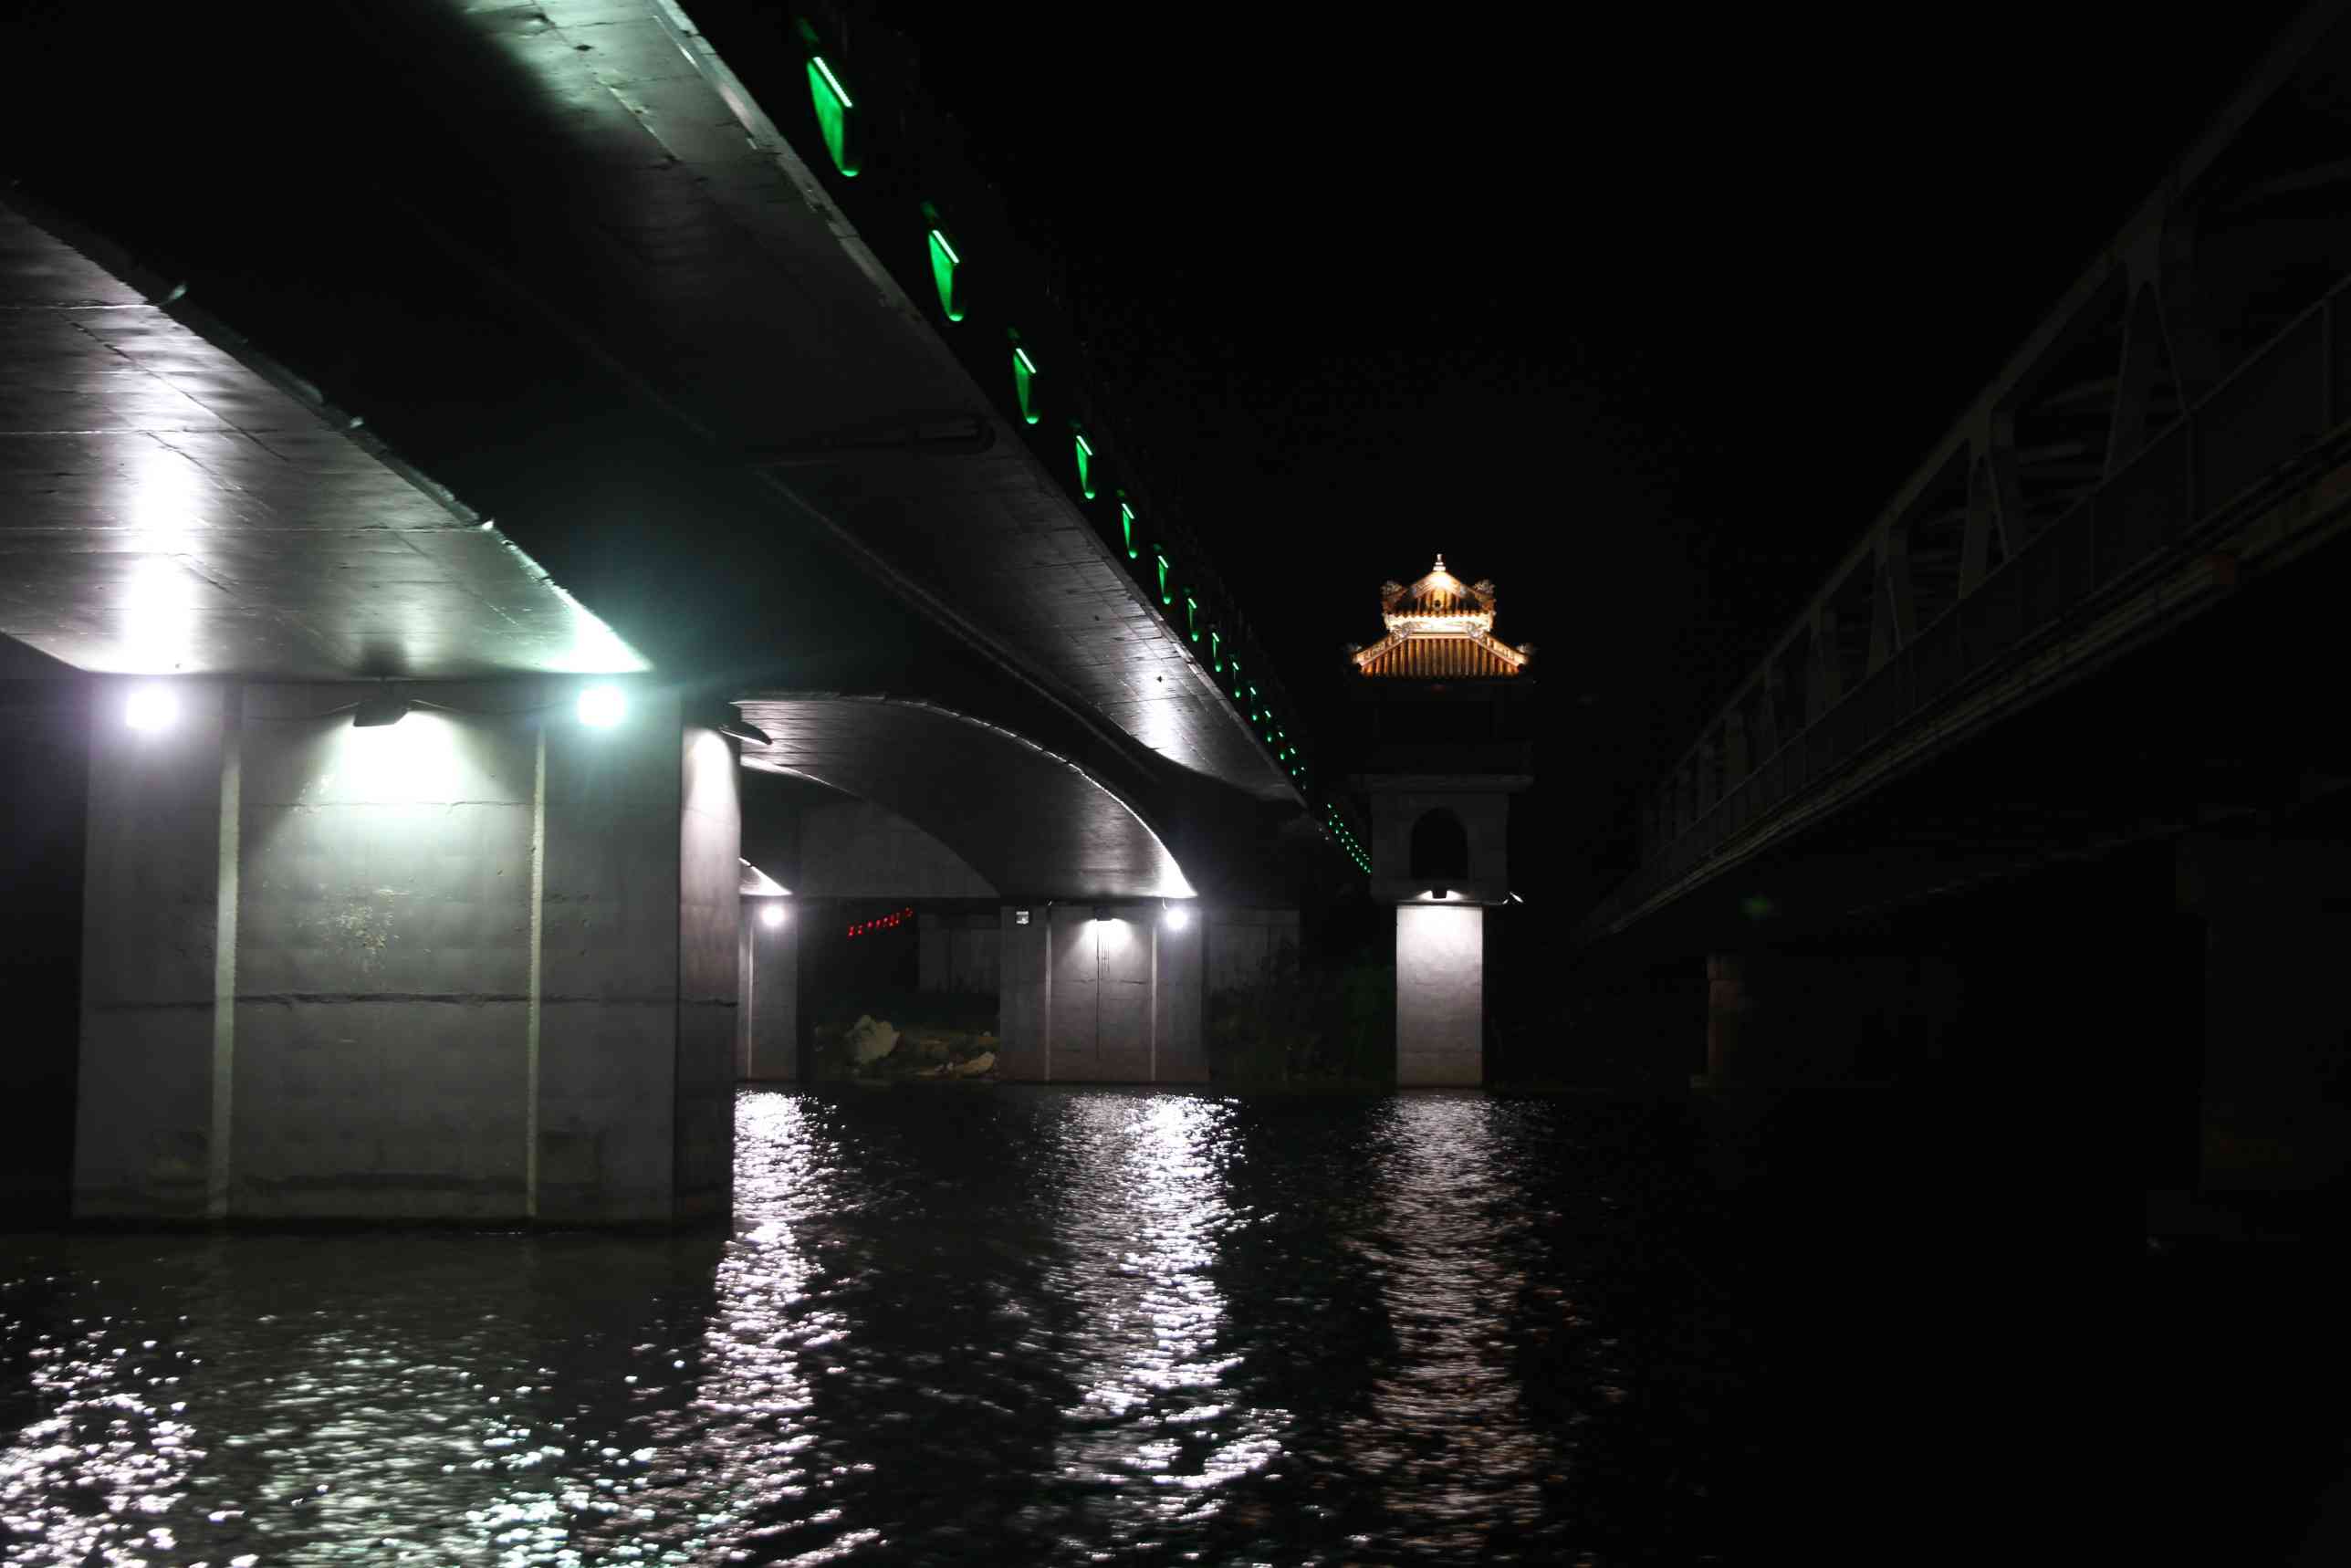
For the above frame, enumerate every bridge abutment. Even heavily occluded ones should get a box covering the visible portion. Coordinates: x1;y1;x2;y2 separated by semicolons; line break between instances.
2175;825;2351;1199
73;679;739;1228
1700;950;1961;1088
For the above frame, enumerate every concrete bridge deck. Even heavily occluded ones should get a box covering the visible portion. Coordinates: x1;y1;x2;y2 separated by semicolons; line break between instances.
0;0;1361;1224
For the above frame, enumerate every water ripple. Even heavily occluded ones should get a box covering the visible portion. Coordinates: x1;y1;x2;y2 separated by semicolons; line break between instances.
0;1089;1740;1565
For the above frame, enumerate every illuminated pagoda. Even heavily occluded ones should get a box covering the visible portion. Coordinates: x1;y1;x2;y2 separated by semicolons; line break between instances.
1347;555;1534;1087
1350;555;1534;679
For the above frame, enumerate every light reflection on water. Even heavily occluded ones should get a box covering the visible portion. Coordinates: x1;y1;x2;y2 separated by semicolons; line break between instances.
0;1089;1729;1565
1348;1098;1552;1554
1040;1095;1286;1540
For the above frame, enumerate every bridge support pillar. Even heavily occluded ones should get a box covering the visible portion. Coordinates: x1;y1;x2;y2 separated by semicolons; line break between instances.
1702;949;1961;1088
2177;827;2351;1197
71;678;739;1228
996;903;1204;1082
1397;903;1484;1086
737;897;798;1082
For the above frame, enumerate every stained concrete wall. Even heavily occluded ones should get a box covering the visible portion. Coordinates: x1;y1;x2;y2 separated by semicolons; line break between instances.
1701;951;1962;1088
738;901;799;1081
1204;907;1300;994
76;681;233;1218
995;903;1205;1082
74;679;737;1227
230;685;536;1220
0;684;89;1221
1397;903;1483;1086
2179;830;2351;1193
918;909;1000;994
998;905;1050;1081
797;800;996;898
1154;910;1207;1082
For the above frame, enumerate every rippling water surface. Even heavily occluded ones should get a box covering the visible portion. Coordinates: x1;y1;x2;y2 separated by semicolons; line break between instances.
1;1090;1763;1565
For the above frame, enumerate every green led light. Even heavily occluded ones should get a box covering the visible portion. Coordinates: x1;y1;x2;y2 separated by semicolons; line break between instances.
1210;629;1222;670
1155;552;1172;606
926;228;964;321
1119;499;1138;559
807;57;858;177
1012;344;1040;424
1073;429;1096;500
1185;595;1200;642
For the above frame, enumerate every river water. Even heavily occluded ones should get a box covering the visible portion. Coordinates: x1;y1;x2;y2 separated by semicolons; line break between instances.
0;1088;1973;1565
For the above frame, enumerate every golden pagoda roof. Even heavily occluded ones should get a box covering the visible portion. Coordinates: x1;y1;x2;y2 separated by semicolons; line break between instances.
1381;554;1495;625
1353;555;1532;677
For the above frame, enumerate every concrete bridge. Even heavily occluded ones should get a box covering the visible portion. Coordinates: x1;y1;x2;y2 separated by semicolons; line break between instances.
1569;4;2351;1214
0;1;1362;1224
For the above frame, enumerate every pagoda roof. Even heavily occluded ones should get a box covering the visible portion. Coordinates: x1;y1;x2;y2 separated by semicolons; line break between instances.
1353;554;1532;677
1381;554;1495;622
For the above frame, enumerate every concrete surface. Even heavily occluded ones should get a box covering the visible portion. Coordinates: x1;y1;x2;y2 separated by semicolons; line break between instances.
1397;904;1483;1087
1204;906;1300;995
799;800;995;899
739;898;799;1081
918;908;1001;994
995;903;1205;1082
74;677;737;1226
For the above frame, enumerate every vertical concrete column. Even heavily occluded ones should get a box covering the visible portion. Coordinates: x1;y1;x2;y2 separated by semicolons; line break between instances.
672;727;740;1221
738;899;798;1082
1704;953;1747;1086
998;904;1049;1081
1153;908;1207;1082
1046;906;1101;1081
537;689;684;1223
736;915;753;1078
2178;830;2351;1194
1396;902;1482;1086
1;686;89;1219
917;911;948;993
75;681;233;1219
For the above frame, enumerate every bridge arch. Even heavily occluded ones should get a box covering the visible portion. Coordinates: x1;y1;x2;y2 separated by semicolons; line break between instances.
730;694;1195;902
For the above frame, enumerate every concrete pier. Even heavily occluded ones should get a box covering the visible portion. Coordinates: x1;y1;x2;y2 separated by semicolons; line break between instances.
737;892;799;1082
73;679;738;1227
998;903;1206;1082
1396;904;1484;1086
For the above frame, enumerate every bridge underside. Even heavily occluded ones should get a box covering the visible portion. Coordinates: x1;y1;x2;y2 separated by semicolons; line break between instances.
0;0;1356;1223
735;695;1193;904
0;0;1304;812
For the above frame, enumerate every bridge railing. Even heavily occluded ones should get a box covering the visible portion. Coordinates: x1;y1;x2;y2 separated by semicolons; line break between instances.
1582;268;2351;940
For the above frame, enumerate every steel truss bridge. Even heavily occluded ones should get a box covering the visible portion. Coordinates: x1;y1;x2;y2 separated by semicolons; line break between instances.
1576;2;2351;946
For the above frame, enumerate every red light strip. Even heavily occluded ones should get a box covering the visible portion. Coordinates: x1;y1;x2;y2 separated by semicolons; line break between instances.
844;904;916;939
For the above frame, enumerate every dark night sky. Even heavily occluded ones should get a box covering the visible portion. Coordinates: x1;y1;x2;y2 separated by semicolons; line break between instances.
856;2;2299;902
